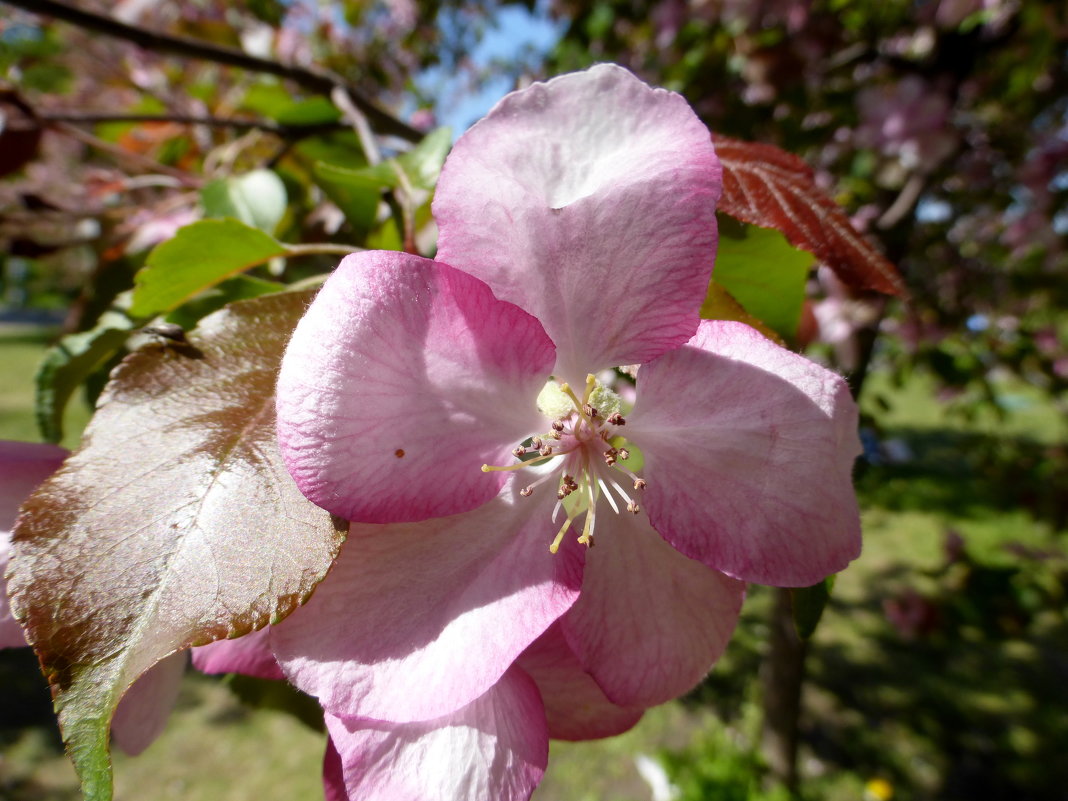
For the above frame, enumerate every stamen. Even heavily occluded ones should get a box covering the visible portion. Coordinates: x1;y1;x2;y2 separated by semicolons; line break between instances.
626;501;641;514
551;420;565;432
481;453;558;473
531;436;543;450
519;471;560;498
607;412;626;426
598;478;621;513
633;478;647;491
577;478;598;547
618;448;630;461
512;446;526;458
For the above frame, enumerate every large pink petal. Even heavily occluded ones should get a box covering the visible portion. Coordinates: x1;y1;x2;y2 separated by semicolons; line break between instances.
560;507;744;707
517;623;644;741
192;626;283;680
111;651;187;756
435;64;721;383
323;669;547;801
629;320;862;586
272;481;583;723
277;251;555;523
1;441;68;648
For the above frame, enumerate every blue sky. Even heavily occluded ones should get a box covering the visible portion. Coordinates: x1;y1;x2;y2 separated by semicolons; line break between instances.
417;3;564;137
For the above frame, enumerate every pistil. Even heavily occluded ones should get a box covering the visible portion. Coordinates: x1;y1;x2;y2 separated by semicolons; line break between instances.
483;375;646;552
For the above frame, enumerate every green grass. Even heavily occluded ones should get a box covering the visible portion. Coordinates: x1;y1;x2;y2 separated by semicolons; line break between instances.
2;338;1066;801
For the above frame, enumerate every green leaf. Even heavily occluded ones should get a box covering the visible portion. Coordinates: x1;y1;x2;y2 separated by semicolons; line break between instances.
9;290;346;801
35;307;137;443
163;274;285;331
790;575;835;639
201;169;288;233
315;126;452;192
699;278;785;346
129;219;287;318
310;164;381;237
711;214;814;341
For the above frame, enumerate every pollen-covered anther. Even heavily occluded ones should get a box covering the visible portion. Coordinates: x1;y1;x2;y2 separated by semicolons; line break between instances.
539;445;554;457
531;436;543;450
520;486;534;497
511;446;526;458
602;447;618;466
633;478;646;491
583;404;599;419
606;412;626;426
626;501;641;514
551;420;565;432
618;447;630;460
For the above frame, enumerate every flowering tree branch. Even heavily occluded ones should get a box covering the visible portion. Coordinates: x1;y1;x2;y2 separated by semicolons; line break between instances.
1;0;422;143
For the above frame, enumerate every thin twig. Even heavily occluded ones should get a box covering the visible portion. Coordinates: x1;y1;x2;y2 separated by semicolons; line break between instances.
2;0;422;143
53;122;201;186
284;242;363;257
20;111;348;139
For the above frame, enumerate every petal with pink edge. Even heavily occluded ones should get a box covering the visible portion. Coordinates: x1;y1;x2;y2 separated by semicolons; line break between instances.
323;669;547;801
192;626;283;680
1;441;68;648
560;507;744;707
517;622;644;741
272;481;583;723
435;64;721;383
629;320;862;586
277;251;555;523
111;651;187;756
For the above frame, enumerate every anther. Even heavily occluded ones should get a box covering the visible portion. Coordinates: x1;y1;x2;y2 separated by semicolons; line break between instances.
583;404;599;419
512;446;526;458
520;486;534;497
539;445;554;457
618;448;630;460
602;448;617;466
626;501;641;514
633;478;647;491
607;413;626;426
531;436;543;450
551;420;565;432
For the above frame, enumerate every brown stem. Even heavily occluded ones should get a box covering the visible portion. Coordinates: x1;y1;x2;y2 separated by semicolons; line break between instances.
53;122;201;185
761;587;806;794
1;0;421;142
22;111;347;139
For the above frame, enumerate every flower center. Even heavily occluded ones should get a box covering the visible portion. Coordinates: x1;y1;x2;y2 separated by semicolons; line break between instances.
482;374;646;552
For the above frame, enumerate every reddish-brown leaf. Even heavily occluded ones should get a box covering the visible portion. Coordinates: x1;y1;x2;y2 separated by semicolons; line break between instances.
715;134;906;296
8;289;345;801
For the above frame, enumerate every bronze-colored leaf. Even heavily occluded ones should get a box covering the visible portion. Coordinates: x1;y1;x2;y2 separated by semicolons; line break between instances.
715;134;906;296
8;289;345;801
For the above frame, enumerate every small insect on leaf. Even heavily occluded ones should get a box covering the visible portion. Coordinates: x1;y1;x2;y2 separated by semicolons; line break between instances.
141;323;187;343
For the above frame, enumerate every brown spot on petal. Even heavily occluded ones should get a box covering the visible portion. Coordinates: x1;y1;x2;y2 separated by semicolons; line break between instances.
394;449;405;458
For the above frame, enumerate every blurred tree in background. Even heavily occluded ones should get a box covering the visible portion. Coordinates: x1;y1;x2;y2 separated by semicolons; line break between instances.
1;2;1066;800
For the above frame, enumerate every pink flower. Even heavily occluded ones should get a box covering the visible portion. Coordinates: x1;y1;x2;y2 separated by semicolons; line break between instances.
274;64;862;800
